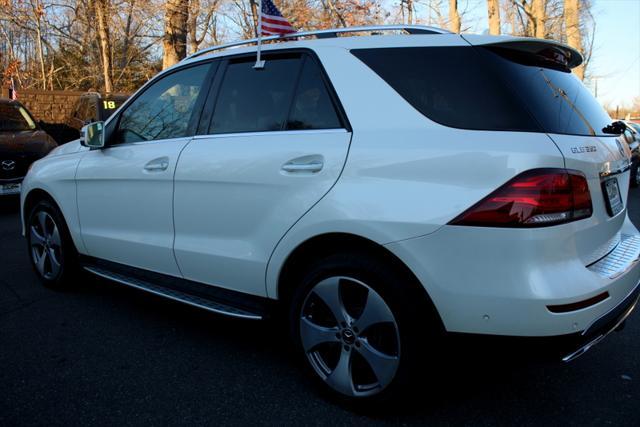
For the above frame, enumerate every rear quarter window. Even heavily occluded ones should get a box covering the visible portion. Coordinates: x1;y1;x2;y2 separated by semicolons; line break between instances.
351;47;540;132
353;46;612;137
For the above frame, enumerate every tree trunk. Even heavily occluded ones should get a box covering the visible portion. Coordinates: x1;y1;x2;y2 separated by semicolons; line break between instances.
325;0;347;27
120;0;135;70
188;0;200;53
449;0;460;33
249;0;259;37
406;0;413;24
163;0;189;69
34;22;47;90
487;0;501;35
532;0;546;38
94;0;114;92
564;0;584;80
29;0;47;89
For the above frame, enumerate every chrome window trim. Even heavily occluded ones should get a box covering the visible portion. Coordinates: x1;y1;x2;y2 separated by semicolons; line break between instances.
191;128;349;140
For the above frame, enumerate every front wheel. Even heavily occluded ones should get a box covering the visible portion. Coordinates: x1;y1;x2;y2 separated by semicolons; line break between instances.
289;252;438;402
26;199;79;288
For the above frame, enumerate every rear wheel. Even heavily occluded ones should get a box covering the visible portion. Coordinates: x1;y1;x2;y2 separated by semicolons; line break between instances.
26;199;79;288
289;252;438;403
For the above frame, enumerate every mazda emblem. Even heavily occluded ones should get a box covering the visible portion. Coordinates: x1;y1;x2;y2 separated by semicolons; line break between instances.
1;160;16;171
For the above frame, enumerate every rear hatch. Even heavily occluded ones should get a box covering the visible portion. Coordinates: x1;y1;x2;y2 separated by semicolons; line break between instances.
463;35;633;265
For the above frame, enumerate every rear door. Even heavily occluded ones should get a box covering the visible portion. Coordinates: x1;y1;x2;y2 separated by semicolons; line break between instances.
173;52;351;296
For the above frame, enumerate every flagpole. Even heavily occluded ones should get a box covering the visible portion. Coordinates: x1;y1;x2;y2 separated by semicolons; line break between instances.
254;0;265;69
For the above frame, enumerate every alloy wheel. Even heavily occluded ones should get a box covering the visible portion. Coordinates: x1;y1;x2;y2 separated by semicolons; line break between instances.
29;211;63;280
300;276;400;397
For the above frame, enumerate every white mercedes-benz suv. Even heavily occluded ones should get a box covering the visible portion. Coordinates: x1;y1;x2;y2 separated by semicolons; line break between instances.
20;25;640;402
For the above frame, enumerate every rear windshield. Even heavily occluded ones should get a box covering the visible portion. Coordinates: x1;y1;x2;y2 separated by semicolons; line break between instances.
352;46;612;136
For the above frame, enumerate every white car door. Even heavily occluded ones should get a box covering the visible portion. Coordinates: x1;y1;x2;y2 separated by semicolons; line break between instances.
173;53;352;296
76;62;214;276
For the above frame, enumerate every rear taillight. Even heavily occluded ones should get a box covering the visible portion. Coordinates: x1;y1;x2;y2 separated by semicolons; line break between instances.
449;169;592;228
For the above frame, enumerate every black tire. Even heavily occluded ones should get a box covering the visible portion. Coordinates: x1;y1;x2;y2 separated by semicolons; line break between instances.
26;198;79;289
631;160;639;188
288;251;441;404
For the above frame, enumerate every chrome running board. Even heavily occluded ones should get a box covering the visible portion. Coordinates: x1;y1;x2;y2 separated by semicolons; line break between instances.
84;265;263;320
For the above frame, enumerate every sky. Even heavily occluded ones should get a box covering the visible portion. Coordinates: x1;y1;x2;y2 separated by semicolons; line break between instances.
454;0;640;108
587;0;640;108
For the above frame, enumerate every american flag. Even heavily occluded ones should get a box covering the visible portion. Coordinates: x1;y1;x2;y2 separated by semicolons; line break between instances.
260;0;296;36
9;77;18;100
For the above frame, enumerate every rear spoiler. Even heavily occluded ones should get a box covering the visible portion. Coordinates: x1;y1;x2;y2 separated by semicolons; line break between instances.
461;35;583;69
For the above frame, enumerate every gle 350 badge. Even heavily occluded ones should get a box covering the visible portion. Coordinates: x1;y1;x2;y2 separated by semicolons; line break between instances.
571;146;597;154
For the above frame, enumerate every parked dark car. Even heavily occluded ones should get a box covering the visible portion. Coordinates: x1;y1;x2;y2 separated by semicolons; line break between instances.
66;92;128;131
0;99;57;196
623;121;640;187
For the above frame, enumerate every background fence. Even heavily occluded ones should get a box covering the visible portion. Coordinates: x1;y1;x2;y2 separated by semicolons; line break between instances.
1;88;86;123
1;88;87;144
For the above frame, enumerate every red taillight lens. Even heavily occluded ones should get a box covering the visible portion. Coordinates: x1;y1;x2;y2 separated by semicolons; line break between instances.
449;169;592;227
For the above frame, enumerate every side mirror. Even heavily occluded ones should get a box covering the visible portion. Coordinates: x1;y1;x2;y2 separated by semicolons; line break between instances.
80;121;105;148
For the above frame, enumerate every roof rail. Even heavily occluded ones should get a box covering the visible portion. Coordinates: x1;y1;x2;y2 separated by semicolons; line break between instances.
183;24;451;62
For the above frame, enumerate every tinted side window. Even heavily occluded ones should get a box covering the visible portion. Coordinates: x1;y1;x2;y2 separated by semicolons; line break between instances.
287;58;342;130
209;57;300;134
352;47;539;132
116;63;210;144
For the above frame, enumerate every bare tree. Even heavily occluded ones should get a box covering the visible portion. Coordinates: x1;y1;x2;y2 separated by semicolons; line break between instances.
322;0;348;27
0;0;603;94
564;0;584;79
120;0;136;70
163;0;188;69
532;0;546;38
510;0;547;38
188;0;222;53
30;0;47;89
449;0;460;33
487;0;501;35
400;0;414;24
94;0;113;92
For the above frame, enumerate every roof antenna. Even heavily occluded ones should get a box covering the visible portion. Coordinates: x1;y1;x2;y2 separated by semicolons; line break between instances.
254;0;265;69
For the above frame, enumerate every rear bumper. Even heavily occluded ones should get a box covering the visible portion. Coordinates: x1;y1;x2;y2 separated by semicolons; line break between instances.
384;216;640;337
562;281;640;361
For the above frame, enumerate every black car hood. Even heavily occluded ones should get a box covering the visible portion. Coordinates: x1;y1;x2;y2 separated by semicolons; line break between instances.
0;130;56;157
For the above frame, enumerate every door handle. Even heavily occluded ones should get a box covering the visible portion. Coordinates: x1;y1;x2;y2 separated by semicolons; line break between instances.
144;157;169;172
281;160;324;173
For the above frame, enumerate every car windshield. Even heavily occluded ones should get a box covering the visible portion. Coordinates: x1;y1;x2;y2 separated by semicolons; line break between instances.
0;104;37;131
